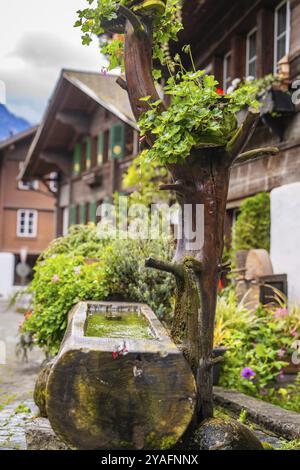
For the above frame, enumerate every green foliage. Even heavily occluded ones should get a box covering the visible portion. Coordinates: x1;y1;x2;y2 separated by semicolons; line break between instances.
237;409;247;424
216;293;300;413
138;66;259;164
76;0;182;72
279;439;300;450
22;224;175;356
122;152;169;205
232;193;271;252
23;253;107;356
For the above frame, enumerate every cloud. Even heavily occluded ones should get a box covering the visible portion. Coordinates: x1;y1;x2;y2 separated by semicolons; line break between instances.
0;0;105;123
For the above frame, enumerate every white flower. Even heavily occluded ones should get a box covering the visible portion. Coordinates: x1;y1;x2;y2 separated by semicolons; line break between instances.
226;86;235;95
246;75;255;82
232;78;241;87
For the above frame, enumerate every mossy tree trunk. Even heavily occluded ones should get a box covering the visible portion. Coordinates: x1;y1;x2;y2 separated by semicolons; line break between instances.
119;9;277;423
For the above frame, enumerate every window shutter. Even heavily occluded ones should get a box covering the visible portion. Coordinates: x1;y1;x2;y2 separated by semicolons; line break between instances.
89;201;97;223
79;203;87;225
109;123;125;159
69;204;77;227
86;138;92;171
97;132;104;166
73;144;81;175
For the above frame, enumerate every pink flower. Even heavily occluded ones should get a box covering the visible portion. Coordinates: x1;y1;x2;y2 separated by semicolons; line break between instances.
74;266;81;275
291;328;298;338
278;349;286;358
52;274;60;283
274;308;288;318
278;370;285;381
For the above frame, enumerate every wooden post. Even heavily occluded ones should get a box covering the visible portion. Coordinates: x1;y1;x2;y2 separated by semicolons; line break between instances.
116;7;278;423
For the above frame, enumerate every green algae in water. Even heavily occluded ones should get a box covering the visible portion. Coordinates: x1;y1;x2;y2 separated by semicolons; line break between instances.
85;311;155;339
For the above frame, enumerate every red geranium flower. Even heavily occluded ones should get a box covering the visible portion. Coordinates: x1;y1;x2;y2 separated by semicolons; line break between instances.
216;87;224;96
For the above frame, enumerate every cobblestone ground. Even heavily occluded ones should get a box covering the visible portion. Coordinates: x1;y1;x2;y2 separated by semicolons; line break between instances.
0;301;44;450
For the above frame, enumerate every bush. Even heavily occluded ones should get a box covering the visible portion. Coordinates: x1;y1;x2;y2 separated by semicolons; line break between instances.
216;293;300;413
23;224;175;356
232;193;270;252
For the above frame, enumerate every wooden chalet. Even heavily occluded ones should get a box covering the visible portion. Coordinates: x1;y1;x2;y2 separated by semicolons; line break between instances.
0;127;55;293
178;0;300;232
20;70;139;237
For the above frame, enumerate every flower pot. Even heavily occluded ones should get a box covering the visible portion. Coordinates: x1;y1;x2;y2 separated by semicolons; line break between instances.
213;347;227;386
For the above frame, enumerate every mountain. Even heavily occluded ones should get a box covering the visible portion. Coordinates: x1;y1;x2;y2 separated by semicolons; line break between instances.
0;104;30;142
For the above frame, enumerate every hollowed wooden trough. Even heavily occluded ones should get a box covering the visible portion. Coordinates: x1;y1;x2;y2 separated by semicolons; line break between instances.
42;302;196;450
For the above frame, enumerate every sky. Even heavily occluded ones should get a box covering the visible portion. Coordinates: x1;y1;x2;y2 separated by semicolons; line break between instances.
0;0;106;124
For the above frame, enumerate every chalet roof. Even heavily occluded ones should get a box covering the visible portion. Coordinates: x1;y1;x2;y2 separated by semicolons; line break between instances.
64;70;136;126
0;126;38;152
20;69;137;180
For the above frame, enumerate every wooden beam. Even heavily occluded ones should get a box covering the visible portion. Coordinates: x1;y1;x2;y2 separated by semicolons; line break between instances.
256;8;274;78
231;34;246;80
56;110;90;135
40;149;72;176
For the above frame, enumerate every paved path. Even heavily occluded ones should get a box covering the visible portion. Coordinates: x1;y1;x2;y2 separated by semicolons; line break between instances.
0;301;43;449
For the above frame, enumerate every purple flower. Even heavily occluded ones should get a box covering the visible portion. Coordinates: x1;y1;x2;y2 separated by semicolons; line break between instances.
291;328;298;338
274;308;288;318
278;349;286;358
101;67;108;76
241;367;256;380
52;274;60;283
74;266;81;275
278;370;285;381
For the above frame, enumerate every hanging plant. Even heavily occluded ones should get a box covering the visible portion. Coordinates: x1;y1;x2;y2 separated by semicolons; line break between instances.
138;51;261;164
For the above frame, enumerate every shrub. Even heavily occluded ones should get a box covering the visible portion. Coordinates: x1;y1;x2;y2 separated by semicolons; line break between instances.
232;192;271;252
216;293;300;412
22;224;175;356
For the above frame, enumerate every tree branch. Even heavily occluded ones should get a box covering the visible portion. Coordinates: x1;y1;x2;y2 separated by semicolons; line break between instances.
218;262;231;274
235;146;279;164
183;258;203;273
118;5;144;33
116;76;128;91
145;257;184;280
226;108;260;161
206;356;224;369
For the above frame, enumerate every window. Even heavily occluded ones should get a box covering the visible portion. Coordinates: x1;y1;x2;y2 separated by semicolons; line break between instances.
18;163;39;190
246;28;257;78
18;180;39;191
49;172;58;193
17;210;38;238
223;52;232;92
274;1;291;72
